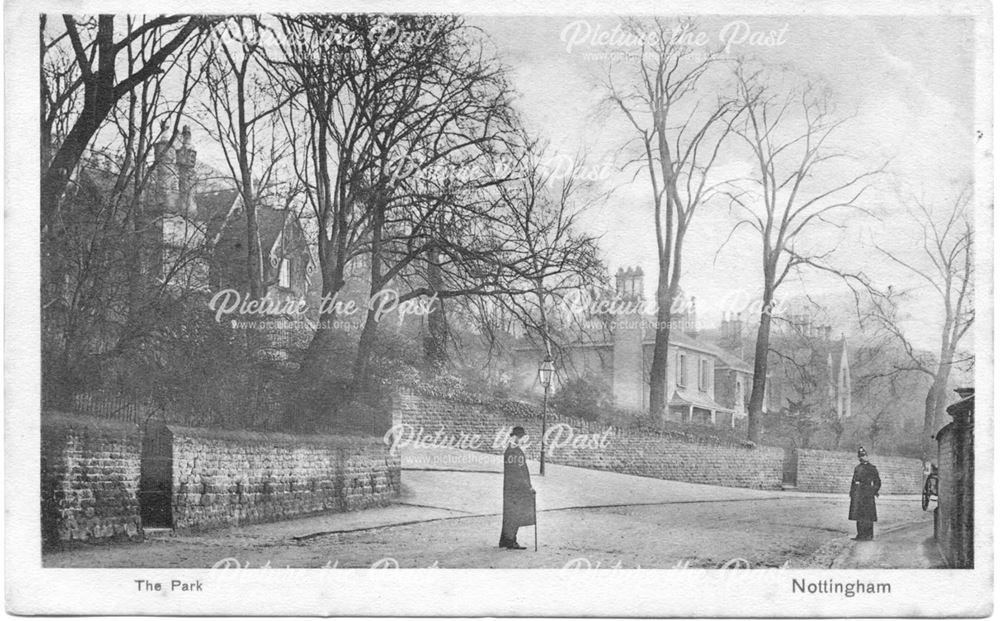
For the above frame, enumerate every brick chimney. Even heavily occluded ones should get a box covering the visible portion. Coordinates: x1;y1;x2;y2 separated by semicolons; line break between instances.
151;125;197;216
176;125;197;201
615;266;644;302
152;134;178;212
684;296;698;336
612;267;645;411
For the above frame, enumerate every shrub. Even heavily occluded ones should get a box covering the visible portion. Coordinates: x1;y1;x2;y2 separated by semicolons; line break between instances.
550;372;613;422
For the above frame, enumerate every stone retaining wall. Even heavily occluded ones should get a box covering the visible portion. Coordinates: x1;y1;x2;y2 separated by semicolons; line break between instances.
163;425;401;531
41;412;402;544
41;413;143;547
392;393;785;490
795;448;923;494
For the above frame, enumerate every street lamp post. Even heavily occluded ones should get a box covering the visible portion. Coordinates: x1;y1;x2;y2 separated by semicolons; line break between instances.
538;354;555;476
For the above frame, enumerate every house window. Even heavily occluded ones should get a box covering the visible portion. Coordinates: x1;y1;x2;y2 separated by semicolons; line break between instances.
677;353;687;387
699;359;710;390
278;258;291;289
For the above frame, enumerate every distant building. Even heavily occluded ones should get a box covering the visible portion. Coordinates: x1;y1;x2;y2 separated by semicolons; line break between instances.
514;266;755;427
513;266;858;428
762;309;853;420
828;334;852;419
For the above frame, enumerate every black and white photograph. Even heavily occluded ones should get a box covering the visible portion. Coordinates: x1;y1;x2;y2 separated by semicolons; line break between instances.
5;0;993;616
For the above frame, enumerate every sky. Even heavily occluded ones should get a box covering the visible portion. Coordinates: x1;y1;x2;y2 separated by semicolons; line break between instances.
470;15;977;351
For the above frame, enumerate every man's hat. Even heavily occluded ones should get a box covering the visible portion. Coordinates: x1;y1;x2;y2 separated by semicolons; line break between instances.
858;445;868;458
510;426;526;438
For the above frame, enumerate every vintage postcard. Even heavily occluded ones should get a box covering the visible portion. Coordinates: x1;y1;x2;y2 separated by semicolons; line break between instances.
5;0;993;616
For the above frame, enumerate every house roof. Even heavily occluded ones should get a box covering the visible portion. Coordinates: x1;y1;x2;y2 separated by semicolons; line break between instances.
669;388;733;413
72;166;142;211
68;153;312;272
705;345;753;374
196;188;240;242
258;206;292;254
641;326;753;373
512;319;754;374
216;204;308;260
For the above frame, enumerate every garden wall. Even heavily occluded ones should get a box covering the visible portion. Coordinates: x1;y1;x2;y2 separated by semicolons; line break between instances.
161;425;401;531
41;412;402;545
794;448;923;494
392;393;785;490
41;413;143;547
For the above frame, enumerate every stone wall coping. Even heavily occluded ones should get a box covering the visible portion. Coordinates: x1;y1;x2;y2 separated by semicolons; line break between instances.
397;392;768;451
42;411;141;435
795;447;922;464
163;423;387;448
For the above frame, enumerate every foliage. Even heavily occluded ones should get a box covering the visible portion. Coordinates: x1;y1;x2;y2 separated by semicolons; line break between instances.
763;398;823;449
550;373;613;422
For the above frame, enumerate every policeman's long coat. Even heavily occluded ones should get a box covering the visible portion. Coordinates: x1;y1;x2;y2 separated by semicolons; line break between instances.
502;445;535;528
849;462;882;522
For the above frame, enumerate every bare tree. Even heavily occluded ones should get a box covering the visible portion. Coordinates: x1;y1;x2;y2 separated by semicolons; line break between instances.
198;17;296;299
466;140;605;365
39;15;212;233
41;22;208;410
605;18;740;415
272;16;521;380
40;15;84;171
861;186;974;460
724;66;885;442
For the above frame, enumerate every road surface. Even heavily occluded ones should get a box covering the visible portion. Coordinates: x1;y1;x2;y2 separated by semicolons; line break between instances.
44;447;933;569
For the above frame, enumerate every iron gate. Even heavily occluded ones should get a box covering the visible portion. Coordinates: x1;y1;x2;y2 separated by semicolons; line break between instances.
139;423;173;528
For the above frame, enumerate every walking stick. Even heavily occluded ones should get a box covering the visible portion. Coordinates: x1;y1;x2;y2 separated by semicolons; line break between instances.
534;491;538;552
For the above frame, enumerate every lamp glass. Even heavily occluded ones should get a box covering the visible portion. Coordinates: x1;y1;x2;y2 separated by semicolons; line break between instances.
538;357;555;387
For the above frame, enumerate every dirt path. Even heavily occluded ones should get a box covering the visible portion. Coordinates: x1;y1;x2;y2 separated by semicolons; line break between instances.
45;494;929;569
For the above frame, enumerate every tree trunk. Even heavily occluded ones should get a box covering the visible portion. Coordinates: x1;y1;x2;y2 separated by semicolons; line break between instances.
352;199;386;392
290;260;345;430
353;310;379;391
648;262;673;415
921;368;949;462
747;297;773;443
236;68;265;301
423;249;448;369
41;103;110;232
243;193;264;300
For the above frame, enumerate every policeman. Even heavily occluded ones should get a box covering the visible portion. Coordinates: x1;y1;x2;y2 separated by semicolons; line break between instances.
849;445;881;540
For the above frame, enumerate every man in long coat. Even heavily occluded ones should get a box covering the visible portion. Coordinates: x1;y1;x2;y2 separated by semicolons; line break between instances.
849;446;881;540
499;426;535;550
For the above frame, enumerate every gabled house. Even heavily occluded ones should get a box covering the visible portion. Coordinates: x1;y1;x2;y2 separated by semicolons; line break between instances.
147;126;315;303
743;310;853;421
202;190;315;304
512;266;756;428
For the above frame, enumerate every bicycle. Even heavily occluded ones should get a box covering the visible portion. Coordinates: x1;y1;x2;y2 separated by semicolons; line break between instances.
922;466;939;511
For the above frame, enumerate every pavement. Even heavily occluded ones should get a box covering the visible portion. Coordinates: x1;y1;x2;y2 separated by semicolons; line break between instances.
398;446;784;517
832;519;945;569
43;446;936;568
